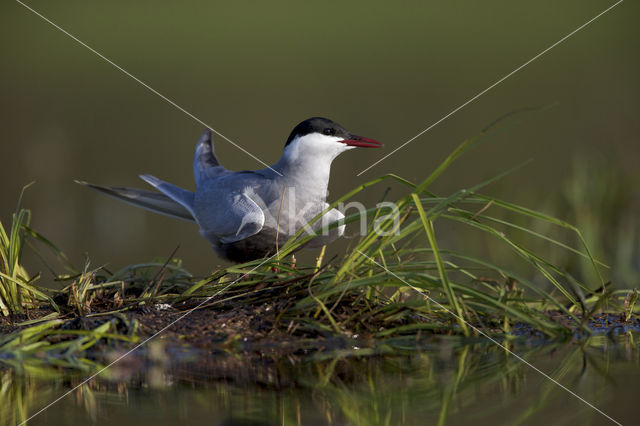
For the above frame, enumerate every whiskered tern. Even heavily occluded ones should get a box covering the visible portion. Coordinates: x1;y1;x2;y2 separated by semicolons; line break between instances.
78;117;382;262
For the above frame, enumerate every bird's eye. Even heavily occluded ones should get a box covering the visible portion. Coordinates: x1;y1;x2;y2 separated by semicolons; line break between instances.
323;128;336;136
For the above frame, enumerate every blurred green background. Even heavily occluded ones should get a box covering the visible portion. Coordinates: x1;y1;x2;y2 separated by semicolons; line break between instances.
1;1;638;280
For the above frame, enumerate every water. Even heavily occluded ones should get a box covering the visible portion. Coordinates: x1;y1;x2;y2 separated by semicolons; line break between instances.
3;334;638;425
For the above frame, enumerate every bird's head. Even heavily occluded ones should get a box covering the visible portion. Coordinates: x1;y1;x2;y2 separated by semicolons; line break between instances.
283;117;382;161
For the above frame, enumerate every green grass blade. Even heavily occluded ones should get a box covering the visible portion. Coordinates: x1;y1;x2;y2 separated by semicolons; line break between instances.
411;194;469;336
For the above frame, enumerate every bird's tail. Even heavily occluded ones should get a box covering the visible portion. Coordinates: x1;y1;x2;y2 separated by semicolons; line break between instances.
75;180;196;222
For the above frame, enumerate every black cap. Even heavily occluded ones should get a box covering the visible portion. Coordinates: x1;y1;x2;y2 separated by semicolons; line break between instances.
284;117;351;147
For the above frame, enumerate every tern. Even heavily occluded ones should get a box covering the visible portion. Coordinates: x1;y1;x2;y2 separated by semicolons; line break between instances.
78;117;383;263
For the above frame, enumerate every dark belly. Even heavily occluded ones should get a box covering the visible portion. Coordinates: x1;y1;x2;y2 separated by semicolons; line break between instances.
215;229;289;263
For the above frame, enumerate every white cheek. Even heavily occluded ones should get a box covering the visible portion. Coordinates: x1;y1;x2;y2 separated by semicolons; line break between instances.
293;134;347;157
306;134;342;147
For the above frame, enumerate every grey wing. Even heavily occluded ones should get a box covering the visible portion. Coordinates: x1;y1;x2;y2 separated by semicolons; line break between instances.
193;129;229;186
197;191;265;244
139;174;196;218
75;180;195;222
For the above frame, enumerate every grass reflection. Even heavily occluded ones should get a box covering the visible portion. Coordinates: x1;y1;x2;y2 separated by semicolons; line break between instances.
2;334;636;425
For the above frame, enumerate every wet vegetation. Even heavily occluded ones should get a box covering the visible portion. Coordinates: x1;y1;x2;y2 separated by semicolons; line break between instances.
1;119;638;425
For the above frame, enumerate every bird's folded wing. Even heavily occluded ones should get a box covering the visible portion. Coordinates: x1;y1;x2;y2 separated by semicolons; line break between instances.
193;129;228;185
198;192;265;244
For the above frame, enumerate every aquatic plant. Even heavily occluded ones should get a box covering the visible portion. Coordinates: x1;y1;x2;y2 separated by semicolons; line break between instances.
274;117;614;339
0;185;58;316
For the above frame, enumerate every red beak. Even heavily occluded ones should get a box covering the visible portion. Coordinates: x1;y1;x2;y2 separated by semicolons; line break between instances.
339;134;383;148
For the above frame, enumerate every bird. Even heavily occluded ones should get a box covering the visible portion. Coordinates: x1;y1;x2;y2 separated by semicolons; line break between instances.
77;117;382;263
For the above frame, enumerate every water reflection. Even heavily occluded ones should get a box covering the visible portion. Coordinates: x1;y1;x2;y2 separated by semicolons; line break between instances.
2;335;638;426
